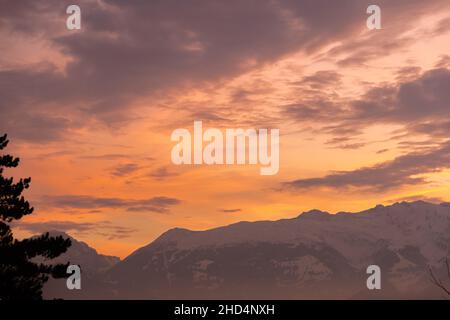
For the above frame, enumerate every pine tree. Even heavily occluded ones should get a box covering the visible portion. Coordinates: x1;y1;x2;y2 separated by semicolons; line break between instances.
0;134;71;300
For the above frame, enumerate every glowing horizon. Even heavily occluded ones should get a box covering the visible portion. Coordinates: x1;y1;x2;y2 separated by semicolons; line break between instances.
2;0;450;258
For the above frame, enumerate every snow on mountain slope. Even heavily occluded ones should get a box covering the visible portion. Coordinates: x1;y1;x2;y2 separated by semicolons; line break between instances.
44;231;120;273
103;201;450;299
40;231;120;299
126;201;449;268
39;201;449;299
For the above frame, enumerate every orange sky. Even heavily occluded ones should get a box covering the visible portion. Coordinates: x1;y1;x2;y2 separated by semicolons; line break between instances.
2;0;450;258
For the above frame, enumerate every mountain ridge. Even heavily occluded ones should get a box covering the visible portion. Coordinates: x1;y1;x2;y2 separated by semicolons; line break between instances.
42;200;450;299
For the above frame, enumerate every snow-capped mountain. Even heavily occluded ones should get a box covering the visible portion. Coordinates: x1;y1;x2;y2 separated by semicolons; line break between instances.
105;201;450;299
42;231;120;299
44;201;450;299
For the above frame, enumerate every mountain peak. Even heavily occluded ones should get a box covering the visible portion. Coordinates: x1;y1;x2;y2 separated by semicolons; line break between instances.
105;200;450;300
154;227;194;243
297;209;330;218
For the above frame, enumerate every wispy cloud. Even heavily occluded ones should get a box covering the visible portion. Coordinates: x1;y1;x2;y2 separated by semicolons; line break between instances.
284;141;450;191
14;220;137;240
2;0;446;143
111;163;141;177
148;166;180;180
40;195;181;213
219;208;242;213
281;66;450;151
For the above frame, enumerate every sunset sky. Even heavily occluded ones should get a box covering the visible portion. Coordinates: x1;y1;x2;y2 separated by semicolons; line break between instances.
1;0;450;258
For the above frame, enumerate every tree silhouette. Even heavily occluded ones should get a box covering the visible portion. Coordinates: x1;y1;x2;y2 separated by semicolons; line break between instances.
0;134;71;300
428;257;450;297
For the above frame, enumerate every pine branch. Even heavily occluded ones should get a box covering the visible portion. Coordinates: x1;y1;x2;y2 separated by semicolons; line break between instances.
16;233;72;260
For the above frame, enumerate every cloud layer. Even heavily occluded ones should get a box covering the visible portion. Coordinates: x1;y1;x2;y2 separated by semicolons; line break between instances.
40;195;181;213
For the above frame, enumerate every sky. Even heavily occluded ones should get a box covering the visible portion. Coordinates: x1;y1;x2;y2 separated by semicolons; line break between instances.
1;0;450;258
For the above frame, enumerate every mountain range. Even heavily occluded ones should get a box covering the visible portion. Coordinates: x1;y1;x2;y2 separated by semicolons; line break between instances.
43;201;450;299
